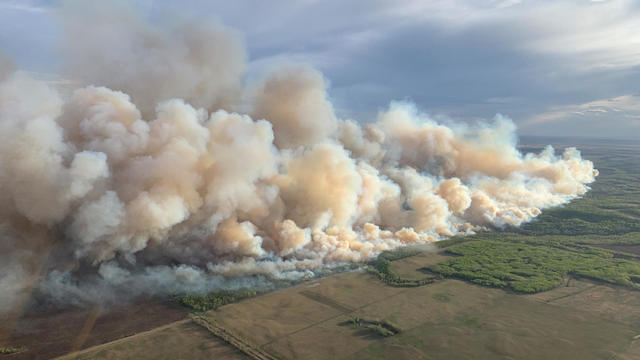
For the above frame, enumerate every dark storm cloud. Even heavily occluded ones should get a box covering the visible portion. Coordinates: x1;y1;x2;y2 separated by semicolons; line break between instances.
322;15;640;135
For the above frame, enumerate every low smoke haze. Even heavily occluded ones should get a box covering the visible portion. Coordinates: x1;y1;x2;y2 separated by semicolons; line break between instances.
0;0;605;313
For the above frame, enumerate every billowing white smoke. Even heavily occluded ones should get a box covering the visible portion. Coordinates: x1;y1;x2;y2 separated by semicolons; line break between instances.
58;1;246;116
0;2;597;311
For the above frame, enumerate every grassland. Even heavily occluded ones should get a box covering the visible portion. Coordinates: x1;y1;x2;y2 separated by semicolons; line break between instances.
56;320;248;360
200;271;640;359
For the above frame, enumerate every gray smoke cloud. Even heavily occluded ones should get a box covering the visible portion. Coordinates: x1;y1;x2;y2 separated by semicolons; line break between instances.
0;50;15;81
0;1;597;312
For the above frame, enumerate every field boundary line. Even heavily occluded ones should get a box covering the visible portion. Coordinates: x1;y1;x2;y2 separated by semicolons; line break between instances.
261;286;414;347
542;284;598;304
191;315;278;360
52;318;191;360
299;290;354;313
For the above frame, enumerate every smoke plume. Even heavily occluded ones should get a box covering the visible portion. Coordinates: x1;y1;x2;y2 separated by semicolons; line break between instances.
0;2;597;312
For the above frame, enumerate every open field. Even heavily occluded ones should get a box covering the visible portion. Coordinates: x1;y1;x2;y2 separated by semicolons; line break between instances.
0;298;188;360
56;319;248;360
199;264;640;360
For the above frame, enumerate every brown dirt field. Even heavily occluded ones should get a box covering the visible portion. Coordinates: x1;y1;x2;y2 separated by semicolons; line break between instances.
350;294;635;360
56;319;248;360
263;314;378;360
0;297;188;360
206;275;640;360
205;282;346;346
618;339;640;360
258;279;506;359
544;282;640;324
349;280;505;331
292;271;400;310
200;251;640;360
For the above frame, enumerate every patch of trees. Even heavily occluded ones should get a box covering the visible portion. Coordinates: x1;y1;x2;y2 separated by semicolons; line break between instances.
376;247;422;261
176;289;258;312
0;346;26;355
518;194;640;236
368;258;440;287
427;240;640;293
346;317;400;337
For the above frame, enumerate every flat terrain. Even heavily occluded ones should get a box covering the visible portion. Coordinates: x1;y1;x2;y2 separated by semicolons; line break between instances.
201;259;640;360
56;319;248;360
0;298;189;360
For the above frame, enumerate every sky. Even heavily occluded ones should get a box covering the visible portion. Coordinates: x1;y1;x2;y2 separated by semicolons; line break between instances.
1;0;640;140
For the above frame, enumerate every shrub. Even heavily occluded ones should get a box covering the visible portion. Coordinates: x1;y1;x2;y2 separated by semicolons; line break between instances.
0;346;26;355
176;289;258;311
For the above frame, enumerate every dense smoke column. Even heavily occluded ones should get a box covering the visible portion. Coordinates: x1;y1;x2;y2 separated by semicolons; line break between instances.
0;2;597;312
